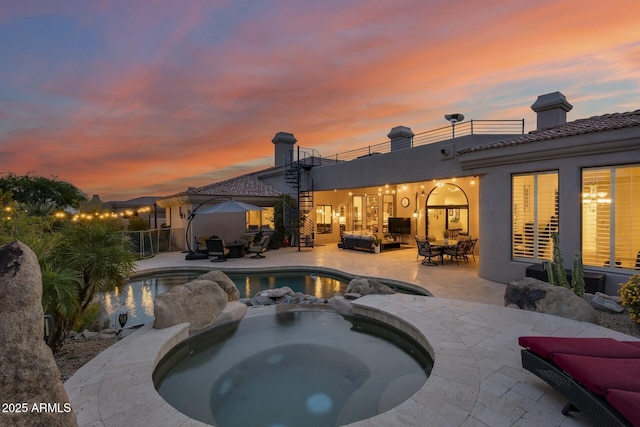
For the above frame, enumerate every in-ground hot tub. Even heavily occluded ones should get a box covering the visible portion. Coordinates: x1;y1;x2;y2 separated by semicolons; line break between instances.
153;305;433;427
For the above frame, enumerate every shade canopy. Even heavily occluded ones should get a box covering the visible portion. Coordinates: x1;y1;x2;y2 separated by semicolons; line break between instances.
195;199;264;215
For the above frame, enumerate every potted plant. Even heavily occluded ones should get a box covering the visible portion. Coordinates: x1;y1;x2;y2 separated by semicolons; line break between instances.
443;230;450;244
372;234;381;253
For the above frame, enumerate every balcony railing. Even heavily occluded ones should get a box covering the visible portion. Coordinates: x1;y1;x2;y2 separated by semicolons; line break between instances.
317;119;524;163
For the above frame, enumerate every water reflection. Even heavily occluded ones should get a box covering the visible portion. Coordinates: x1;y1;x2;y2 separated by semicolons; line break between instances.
99;272;349;328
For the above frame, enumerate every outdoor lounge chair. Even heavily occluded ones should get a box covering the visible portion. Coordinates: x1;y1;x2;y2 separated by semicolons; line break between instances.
248;235;270;258
194;236;208;254
206;238;230;261
519;336;640;426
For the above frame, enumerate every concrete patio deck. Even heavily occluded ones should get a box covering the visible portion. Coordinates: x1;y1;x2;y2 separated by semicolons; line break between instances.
65;245;635;426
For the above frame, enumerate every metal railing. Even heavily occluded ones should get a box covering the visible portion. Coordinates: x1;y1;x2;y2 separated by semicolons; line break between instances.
319;119;524;163
123;227;185;259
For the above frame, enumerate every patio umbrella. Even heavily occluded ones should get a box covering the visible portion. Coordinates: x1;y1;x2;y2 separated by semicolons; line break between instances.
185;198;264;259
195;199;264;214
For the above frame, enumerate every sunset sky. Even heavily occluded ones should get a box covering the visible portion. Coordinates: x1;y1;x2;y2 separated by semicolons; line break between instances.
1;1;639;201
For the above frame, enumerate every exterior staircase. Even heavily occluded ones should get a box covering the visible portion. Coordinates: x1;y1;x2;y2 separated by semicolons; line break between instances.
283;146;321;250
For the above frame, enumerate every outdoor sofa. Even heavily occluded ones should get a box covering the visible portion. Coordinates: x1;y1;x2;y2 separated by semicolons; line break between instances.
341;231;376;252
519;336;640;426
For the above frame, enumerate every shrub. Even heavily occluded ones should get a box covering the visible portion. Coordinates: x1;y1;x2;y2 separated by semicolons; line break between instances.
128;215;149;231
620;275;640;323
74;301;103;332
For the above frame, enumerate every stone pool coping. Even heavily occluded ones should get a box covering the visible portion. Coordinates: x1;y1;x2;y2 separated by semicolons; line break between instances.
65;294;636;426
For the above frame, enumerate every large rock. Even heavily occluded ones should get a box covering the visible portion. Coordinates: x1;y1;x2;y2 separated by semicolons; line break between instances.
197;271;240;301
154;279;228;332
0;241;77;427
505;277;597;323
590;295;624;313
346;278;396;296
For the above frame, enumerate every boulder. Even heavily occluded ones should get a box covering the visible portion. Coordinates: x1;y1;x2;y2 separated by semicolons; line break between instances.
346;278;396;296
329;295;354;316
590;295;624;313
595;291;622;304
505;277;597;323
197;271;240;301
0;241;77;427
240;287;327;307
212;301;248;326
154;279;228;332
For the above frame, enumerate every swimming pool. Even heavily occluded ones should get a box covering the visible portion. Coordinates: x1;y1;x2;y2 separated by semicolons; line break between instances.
100;269;429;329
153;305;433;426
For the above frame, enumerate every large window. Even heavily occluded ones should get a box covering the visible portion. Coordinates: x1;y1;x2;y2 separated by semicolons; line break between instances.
582;165;640;270
512;172;558;260
246;208;274;232
316;204;332;234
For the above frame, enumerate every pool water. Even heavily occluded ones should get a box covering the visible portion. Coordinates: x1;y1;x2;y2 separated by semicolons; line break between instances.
154;306;433;427
99;271;349;329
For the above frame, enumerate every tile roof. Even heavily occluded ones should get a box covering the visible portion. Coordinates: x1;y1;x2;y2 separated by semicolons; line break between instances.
458;109;640;155
188;172;281;198
106;196;159;206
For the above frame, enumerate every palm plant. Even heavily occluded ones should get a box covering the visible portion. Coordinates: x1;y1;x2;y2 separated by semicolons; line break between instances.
41;263;81;350
50;219;136;312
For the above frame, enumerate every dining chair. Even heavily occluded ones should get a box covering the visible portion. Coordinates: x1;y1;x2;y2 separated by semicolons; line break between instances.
465;238;478;262
416;238;442;266
444;240;468;264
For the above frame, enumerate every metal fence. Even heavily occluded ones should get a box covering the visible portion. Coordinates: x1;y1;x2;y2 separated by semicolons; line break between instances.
123;227;185;259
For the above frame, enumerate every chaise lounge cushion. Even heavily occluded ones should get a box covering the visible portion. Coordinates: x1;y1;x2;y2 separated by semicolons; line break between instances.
552;353;640;396
518;336;640;360
605;389;640;427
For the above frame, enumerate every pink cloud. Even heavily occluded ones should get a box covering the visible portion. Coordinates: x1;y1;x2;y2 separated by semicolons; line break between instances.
2;0;639;200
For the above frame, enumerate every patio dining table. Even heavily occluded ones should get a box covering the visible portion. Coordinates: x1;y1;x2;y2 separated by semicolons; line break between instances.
225;242;246;258
430;240;458;265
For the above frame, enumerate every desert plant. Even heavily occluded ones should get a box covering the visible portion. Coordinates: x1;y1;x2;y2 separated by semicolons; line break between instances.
43;219;136;349
41;262;82;351
544;261;557;285
49;219;135;312
551;232;570;289
74;301;103;332
619;275;640;323
571;250;586;297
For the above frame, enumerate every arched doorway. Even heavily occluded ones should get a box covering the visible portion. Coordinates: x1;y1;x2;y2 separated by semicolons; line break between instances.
426;183;469;239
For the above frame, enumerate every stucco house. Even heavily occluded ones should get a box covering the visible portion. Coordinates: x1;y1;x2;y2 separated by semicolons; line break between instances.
157;91;640;293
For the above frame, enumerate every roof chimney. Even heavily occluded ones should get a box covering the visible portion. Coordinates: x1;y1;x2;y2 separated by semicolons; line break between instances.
531;91;573;130
272;131;297;167
387;126;414;151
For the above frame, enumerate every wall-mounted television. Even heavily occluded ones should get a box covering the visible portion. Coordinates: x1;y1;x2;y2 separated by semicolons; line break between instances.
388;217;411;234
